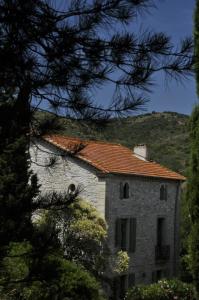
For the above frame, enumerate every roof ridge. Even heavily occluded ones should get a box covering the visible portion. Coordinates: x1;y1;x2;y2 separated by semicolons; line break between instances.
44;134;123;147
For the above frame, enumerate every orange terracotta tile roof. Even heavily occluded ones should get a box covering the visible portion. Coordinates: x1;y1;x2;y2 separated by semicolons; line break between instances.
43;134;186;181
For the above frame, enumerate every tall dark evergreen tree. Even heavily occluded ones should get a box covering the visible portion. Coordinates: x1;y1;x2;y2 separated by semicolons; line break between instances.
186;106;199;296
0;0;194;298
186;0;199;297
195;0;199;96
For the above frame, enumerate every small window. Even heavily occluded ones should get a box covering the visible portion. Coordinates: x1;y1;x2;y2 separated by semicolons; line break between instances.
68;183;76;195
160;184;167;200
120;182;130;199
123;183;129;199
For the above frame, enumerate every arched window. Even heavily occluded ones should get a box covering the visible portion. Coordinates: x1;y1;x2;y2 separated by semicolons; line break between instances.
123;183;129;199
160;184;167;201
120;182;130;199
68;183;76;195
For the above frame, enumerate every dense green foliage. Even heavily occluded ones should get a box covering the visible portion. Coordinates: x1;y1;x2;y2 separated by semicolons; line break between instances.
0;101;105;299
183;0;199;297
0;191;105;300
180;185;193;283
36;111;189;174
0;101;37;252
1;247;104;300
0;0;193;298
126;279;195;300
46;198;108;278
186;106;199;296
46;198;129;283
195;0;199;95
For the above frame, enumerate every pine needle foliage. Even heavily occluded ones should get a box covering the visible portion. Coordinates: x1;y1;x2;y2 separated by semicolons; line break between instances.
0;0;194;298
186;1;199;297
185;106;199;297
195;0;199;95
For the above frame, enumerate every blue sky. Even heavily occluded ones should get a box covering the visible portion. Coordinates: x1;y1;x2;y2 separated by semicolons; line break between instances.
53;0;197;116
96;0;197;116
143;0;197;115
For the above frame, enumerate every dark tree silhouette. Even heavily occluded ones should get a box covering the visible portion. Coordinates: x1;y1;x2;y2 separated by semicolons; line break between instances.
0;0;194;298
0;0;193;124
186;0;199;297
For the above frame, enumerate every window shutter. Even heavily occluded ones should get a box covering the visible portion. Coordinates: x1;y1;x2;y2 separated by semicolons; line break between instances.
164;185;168;200
120;182;123;199
129;218;136;253
128;273;135;288
115;218;121;247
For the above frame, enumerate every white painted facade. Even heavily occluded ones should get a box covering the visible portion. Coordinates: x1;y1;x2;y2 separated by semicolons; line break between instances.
30;138;182;293
30;138;106;216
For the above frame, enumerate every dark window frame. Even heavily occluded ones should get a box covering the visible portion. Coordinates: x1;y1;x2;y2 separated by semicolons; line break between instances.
157;217;165;246
115;217;136;253
160;184;167;201
120;182;130;199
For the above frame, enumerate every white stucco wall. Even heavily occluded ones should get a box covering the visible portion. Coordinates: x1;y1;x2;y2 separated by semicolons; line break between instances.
30;138;106;217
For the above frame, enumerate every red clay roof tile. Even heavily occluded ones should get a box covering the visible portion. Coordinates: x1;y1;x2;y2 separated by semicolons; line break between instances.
43;134;186;181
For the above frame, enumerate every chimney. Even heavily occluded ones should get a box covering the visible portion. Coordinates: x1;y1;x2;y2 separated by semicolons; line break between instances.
133;144;149;161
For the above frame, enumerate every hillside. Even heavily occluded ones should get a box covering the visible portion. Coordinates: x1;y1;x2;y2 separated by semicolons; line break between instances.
35;111;190;175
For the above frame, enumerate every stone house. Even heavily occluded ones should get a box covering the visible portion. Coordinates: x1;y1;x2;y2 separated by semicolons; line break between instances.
30;134;185;298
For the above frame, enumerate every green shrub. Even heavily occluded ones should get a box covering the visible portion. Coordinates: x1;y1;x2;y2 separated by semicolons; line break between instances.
126;279;195;300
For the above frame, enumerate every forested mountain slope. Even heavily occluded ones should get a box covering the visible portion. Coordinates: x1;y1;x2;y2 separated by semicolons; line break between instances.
35;111;190;175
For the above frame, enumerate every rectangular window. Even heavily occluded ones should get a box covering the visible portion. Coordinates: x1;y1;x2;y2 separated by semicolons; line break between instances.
129;218;136;252
121;218;128;250
157;218;165;246
160;184;167;200
156;218;170;261
115;218;136;253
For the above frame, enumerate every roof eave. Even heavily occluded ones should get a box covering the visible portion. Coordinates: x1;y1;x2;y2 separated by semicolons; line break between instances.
109;171;186;181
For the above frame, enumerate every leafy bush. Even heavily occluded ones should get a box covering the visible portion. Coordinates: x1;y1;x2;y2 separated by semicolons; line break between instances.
1;254;105;300
126;279;195;300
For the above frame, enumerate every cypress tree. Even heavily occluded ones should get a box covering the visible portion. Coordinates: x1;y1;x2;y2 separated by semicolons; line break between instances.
0;95;37;254
187;106;199;295
0;0;194;298
195;0;199;95
186;0;199;296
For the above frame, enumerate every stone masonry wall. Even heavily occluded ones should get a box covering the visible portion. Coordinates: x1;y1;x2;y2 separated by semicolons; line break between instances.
30;138;181;287
30;139;106;217
105;175;181;285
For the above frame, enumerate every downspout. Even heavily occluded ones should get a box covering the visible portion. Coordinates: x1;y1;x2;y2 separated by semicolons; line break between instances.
173;181;181;277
